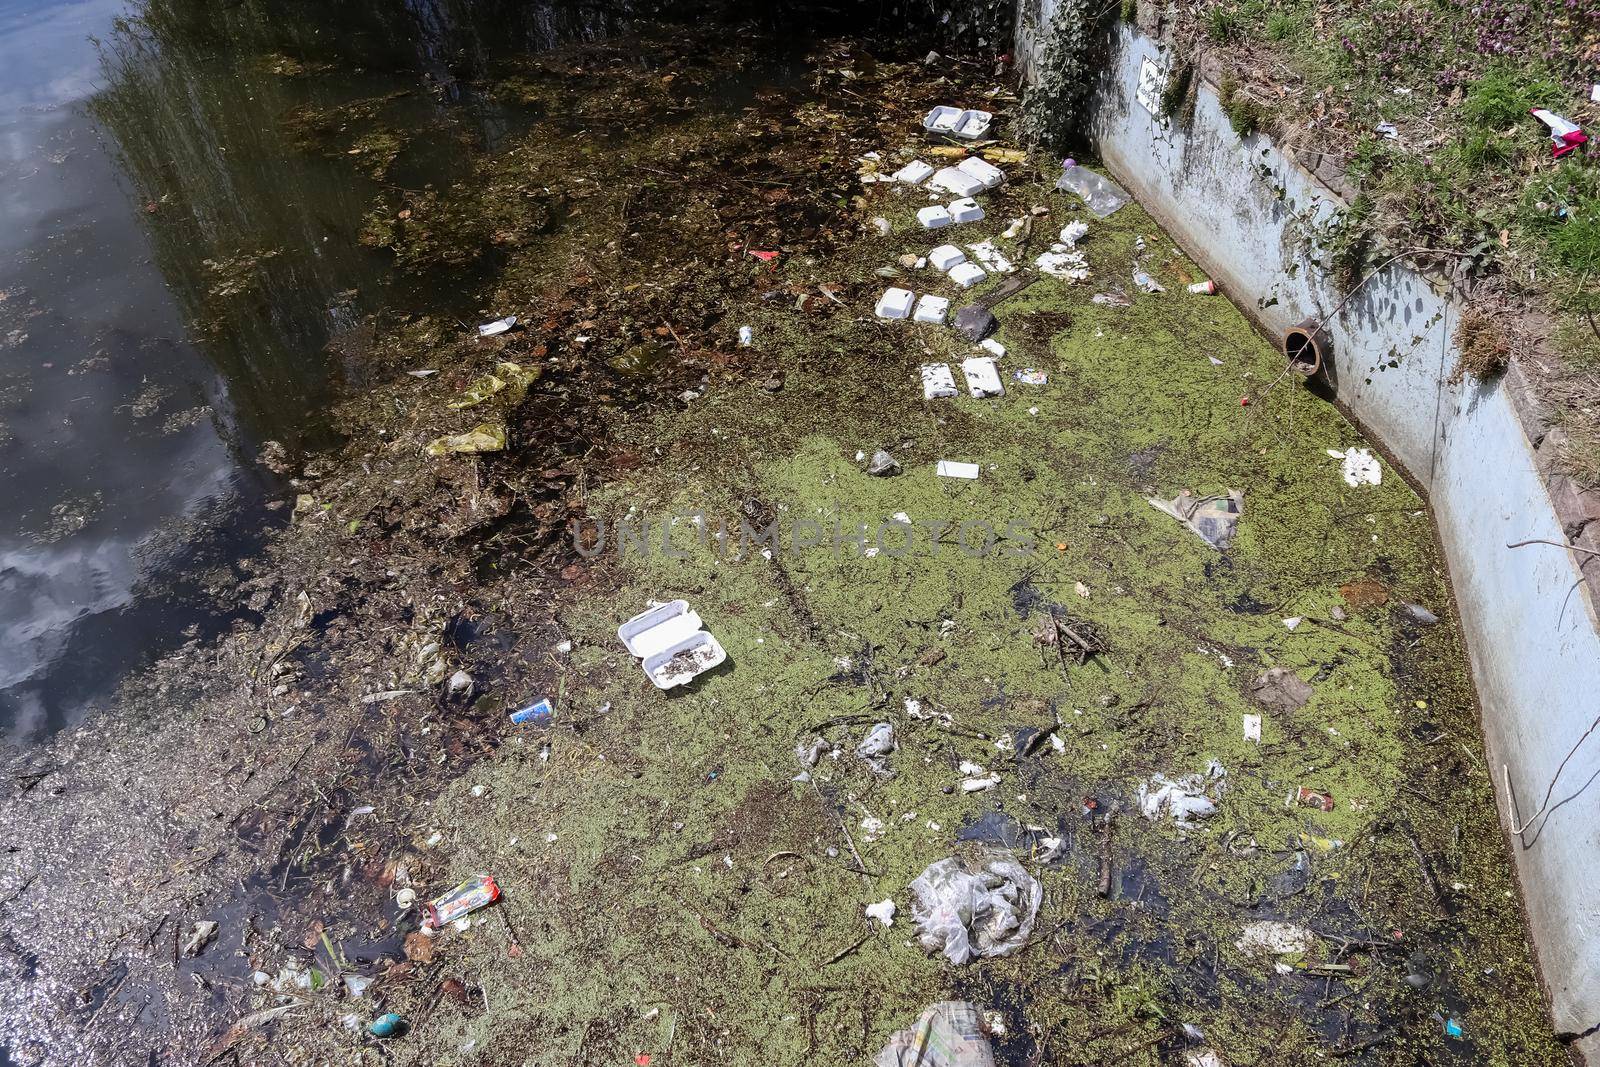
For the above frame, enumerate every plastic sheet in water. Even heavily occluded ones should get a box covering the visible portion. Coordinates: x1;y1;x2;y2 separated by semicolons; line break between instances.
908;851;1041;965
1055;163;1131;217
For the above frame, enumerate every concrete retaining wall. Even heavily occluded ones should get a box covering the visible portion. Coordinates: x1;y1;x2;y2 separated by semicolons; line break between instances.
1017;12;1600;1055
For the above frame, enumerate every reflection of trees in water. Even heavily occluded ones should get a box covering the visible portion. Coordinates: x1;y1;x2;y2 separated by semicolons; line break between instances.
88;0;632;452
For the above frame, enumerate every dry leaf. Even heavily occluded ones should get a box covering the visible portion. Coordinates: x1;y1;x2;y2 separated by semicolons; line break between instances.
404;932;435;963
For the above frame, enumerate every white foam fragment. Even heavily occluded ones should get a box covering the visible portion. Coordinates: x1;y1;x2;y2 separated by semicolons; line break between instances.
936;460;981;479
917;206;954;230
1036;249;1089;281
1329;447;1382;486
980;338;1006;358
920;363;958;399
914;294;950;324
961;356;1004;398
875;287;915;320
967;240;1015;273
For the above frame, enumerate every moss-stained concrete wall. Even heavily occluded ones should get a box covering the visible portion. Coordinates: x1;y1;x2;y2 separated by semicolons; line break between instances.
1017;16;1600;1058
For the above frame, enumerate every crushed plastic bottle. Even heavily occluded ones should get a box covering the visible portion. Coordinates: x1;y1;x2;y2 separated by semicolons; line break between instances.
1055;162;1130;217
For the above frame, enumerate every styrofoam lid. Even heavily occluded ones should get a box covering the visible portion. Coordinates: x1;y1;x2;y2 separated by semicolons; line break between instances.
618;600;706;659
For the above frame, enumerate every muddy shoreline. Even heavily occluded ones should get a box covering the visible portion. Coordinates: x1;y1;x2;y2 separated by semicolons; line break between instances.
0;13;1567;1067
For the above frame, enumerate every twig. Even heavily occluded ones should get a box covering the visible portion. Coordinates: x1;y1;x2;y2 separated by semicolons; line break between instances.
821;933;868;966
0;874;36;910
674;897;748;951
808;778;877;882
1096;814;1114;898
14;767;57;793
1507;538;1600;558
1504;711;1600;836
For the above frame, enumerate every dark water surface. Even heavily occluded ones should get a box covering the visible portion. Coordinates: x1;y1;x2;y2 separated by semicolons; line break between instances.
0;0;638;740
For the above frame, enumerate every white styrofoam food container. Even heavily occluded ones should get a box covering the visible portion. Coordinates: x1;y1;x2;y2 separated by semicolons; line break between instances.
875;288;915;320
921;363;958;399
955;156;1004;190
917;206;954;230
617;600;727;690
893;160;935;185
928;244;966;271
923;106;962;133
961;356;1004;398
952;110;992;139
948;198;985;224
928;167;985;198
914;295;950;324
949;262;987;289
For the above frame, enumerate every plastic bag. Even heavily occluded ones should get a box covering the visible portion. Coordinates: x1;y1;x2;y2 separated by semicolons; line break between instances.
1138;761;1226;826
1055;163;1130;217
908;851;1041;965
856;722;897;775
875;1001;997;1067
424;422;507;456
1147;490;1243;550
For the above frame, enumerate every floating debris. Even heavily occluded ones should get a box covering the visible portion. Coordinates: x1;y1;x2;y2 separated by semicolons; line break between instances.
1148;490;1244;550
424;423;507;456
908;851;1040;964
1138;762;1226;826
1236;920;1315;956
1328;447;1382;486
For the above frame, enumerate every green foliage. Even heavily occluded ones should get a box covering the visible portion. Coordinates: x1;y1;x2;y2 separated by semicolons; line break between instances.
1550;214;1600;276
1325;193;1377;290
1218;76;1266;137
1461;64;1563;131
1519;162;1600;275
1120;0;1136;21
1206;5;1242;41
1158;58;1195;121
1264;10;1303;40
1452;129;1513;171
1021;0;1103;151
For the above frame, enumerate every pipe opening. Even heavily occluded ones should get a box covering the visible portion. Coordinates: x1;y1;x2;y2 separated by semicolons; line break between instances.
1283;316;1328;377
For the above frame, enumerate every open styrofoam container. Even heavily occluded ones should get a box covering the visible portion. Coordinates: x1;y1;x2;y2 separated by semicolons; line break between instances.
617;600;727;690
952;109;992;140
923;105;962;133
